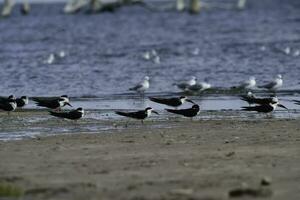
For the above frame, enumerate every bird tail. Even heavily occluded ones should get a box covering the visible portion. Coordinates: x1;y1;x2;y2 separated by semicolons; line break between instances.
241;106;256;111
115;111;130;117
165;108;181;114
149;97;164;104
49;111;63;118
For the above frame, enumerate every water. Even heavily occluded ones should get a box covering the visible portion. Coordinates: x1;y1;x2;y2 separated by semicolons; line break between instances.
1;0;300;140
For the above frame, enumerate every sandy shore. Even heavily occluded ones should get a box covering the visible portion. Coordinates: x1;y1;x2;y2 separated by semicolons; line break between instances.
0;119;300;200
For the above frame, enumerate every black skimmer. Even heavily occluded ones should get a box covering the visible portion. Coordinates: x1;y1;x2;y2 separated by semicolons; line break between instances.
115;107;158;124
0;95;17;114
149;96;195;108
33;95;72;110
16;96;29;108
259;74;283;91
129;76;150;93
50;107;84;120
165;104;200;118
241;94;279;105
293;100;300;105
242;102;288;113
175;76;197;91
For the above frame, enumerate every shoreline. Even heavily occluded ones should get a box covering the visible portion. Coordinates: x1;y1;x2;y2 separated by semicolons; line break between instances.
1;119;300;199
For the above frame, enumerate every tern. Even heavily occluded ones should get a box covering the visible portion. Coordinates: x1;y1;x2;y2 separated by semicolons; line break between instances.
115;107;158;124
16;96;29;108
242;102;288;113
33;95;72;110
165;104;200;118
175;76;197;91
237;76;256;90
50;107;84;120
188;81;211;92
129;76;150;93
0;95;17;114
259;74;283;91
149;96;195;108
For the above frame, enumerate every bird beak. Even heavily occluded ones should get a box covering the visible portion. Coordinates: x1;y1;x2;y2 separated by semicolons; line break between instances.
186;99;196;104
278;104;288;110
152;110;159;115
66;102;72;107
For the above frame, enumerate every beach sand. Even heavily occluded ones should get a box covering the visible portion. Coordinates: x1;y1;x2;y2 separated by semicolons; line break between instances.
0;119;300;200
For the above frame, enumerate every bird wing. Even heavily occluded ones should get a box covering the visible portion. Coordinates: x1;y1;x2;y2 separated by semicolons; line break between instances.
49;110;81;120
165;107;196;117
293;100;300;105
176;83;189;90
149;97;179;107
129;83;143;91
259;81;276;89
242;105;271;112
115;110;145;119
34;98;58;109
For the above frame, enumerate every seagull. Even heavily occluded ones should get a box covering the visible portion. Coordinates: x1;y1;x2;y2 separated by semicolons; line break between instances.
16;96;29;108
165;104;200;118
187;81;211;92
149;96;195;108
0;95;17;114
33;95;72;110
242;102;288;113
115;107;158;124
259;74;283;91
175;76;197;91
46;53;55;64
129;76;150;93
241;94;279;105
50;107;84;120
237;76;256;90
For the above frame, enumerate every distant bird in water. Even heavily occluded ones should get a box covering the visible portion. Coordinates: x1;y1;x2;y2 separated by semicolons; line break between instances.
129;76;150;93
165;104;200;119
33;95;72;110
242;102;287;114
50;107;84;120
149;96;195;108
187;81;211;92
115;107;158;124
0;95;17;114
175;76;197;91
16;96;29;108
259;74;283;91
237;76;256;90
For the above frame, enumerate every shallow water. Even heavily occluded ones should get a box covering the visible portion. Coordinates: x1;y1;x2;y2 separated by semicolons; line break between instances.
1;0;300;140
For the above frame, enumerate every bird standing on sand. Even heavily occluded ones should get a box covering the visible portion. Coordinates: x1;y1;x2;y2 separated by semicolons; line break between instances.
259;74;283;91
187;81;211;92
241;93;280;106
149;96;195;108
115;107;158;124
175;76;197;91
50;107;84;120
165;104;200;119
0;95;17;114
33;95;72;110
238;76;256;90
16;96;29;108
242;102;287;113
129;76;150;93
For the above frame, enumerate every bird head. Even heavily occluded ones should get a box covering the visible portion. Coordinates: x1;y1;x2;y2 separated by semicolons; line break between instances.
144;76;150;81
145;107;158;115
8;95;16;100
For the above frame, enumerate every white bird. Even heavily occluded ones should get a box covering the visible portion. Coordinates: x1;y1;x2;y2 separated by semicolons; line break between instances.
188;81;212;92
129;76;150;93
46;53;55;64
238;76;256;90
58;50;66;58
175;76;197;91
259;74;283;91
142;51;151;60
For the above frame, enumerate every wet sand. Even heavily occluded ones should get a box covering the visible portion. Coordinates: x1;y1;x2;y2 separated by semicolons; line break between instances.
0;119;300;200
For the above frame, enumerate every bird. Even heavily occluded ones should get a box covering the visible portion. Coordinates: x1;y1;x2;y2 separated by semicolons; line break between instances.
165;104;200;118
0;95;17;114
259;74;283;91
129;76;150;93
237;76;256;90
241;94;279;105
49;107;84;120
16;96;29;108
187;81;211;92
175;76;197;91
149;96;195;108
115;107;158;124
242;102;288;113
32;95;72;110
293;100;300;105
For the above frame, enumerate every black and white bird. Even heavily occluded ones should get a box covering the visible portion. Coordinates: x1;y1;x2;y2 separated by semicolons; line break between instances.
241;94;279;105
16;96;29;108
149;96;195;108
175;76;197;91
165;104;200;118
259;74;283;91
115;107;158;123
33;95;72;110
50;107;84;120
242;102;288;113
0;95;17;114
129;76;150;93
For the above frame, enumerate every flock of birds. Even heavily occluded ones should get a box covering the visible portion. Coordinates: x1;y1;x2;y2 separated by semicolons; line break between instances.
1;73;300;123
